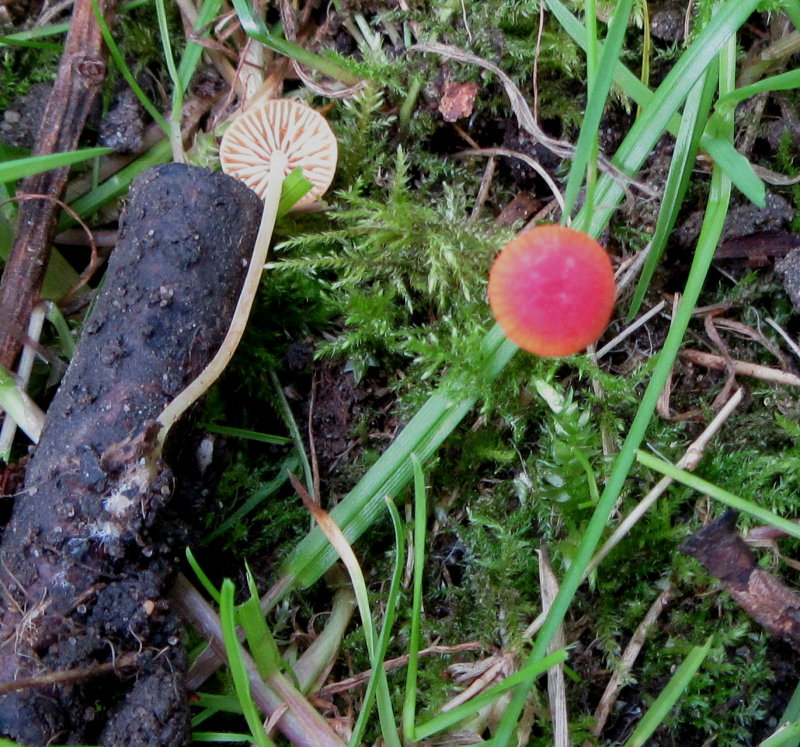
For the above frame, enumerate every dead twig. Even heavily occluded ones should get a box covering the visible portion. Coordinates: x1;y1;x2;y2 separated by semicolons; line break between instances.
682;512;800;647
0;0;117;370
681;349;800;387
540;548;568;747
316;642;483;697
0;652;140;695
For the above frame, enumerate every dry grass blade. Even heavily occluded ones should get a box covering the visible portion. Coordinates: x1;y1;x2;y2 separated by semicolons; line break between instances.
524;387;744;641
539;547;568;747
457;147;565;213
681;349;800;387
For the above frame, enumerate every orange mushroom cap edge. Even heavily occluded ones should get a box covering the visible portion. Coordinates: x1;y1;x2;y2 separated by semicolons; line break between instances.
488;225;616;357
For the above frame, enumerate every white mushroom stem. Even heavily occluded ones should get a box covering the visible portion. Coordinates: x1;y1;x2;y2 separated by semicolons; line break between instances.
155;151;290;449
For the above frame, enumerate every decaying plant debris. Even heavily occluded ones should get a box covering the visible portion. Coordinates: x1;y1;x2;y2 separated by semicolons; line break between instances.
0;0;116;371
0;164;260;744
682;512;800;647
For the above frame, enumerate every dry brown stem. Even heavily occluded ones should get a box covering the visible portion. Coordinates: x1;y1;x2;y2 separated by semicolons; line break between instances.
0;0;116;369
0;653;140;696
681;349;800;387
540;548;568;747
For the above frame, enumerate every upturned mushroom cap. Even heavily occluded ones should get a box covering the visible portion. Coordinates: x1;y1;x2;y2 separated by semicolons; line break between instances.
219;98;338;205
488;225;616;357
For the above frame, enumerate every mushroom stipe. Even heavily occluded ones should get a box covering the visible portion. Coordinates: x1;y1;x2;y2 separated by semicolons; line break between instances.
488;225;616;357
155;100;338;449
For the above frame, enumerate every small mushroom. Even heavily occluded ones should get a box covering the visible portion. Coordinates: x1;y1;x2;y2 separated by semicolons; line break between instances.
488;225;615;357
156;99;338;446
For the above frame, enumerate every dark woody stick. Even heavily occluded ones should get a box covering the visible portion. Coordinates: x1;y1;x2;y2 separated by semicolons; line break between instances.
0;0;117;370
682;511;800;646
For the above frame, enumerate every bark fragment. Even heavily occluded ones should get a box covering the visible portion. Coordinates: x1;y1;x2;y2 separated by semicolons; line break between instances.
0;163;261;745
681;511;800;647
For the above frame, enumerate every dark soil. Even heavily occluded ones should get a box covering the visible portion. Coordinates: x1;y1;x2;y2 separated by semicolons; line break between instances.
0;164;261;745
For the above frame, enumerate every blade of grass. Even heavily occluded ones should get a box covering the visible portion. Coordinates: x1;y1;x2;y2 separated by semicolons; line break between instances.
770;681;800;747
760;721;800;747
193;731;256;742
275;326;517;596
0;148;111;182
786;0;800;31
219;579;276;747
700;134;764;205
203;453;299;546
91;0;171;136
43;300;76;359
154;0;184;161
583;0;758;236
0;363;45;451
293;580;356;693
176;0;225;92
699;67;800;204
194;693;245;715
628;63;718;319
563;0;634;223
715;67;800;110
200;424;292;445
291;474;401;747
623;637;713;747
0;23;70;48
239;566;284;681
186;548;221;604
270;370;315;501
65;139;173;223
636;450;800;539
193;692;243;728
349;497;406;747
546;0;766;206
581;0;599;225
493;23;739;745
277;169;313;218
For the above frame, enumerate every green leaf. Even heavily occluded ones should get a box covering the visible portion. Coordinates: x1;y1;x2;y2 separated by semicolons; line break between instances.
628;64;719;318
562;0;634;220
219;580;275;747
0;148;110;183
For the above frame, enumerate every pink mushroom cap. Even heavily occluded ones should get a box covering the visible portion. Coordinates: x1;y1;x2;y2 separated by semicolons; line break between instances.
488;225;616;357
